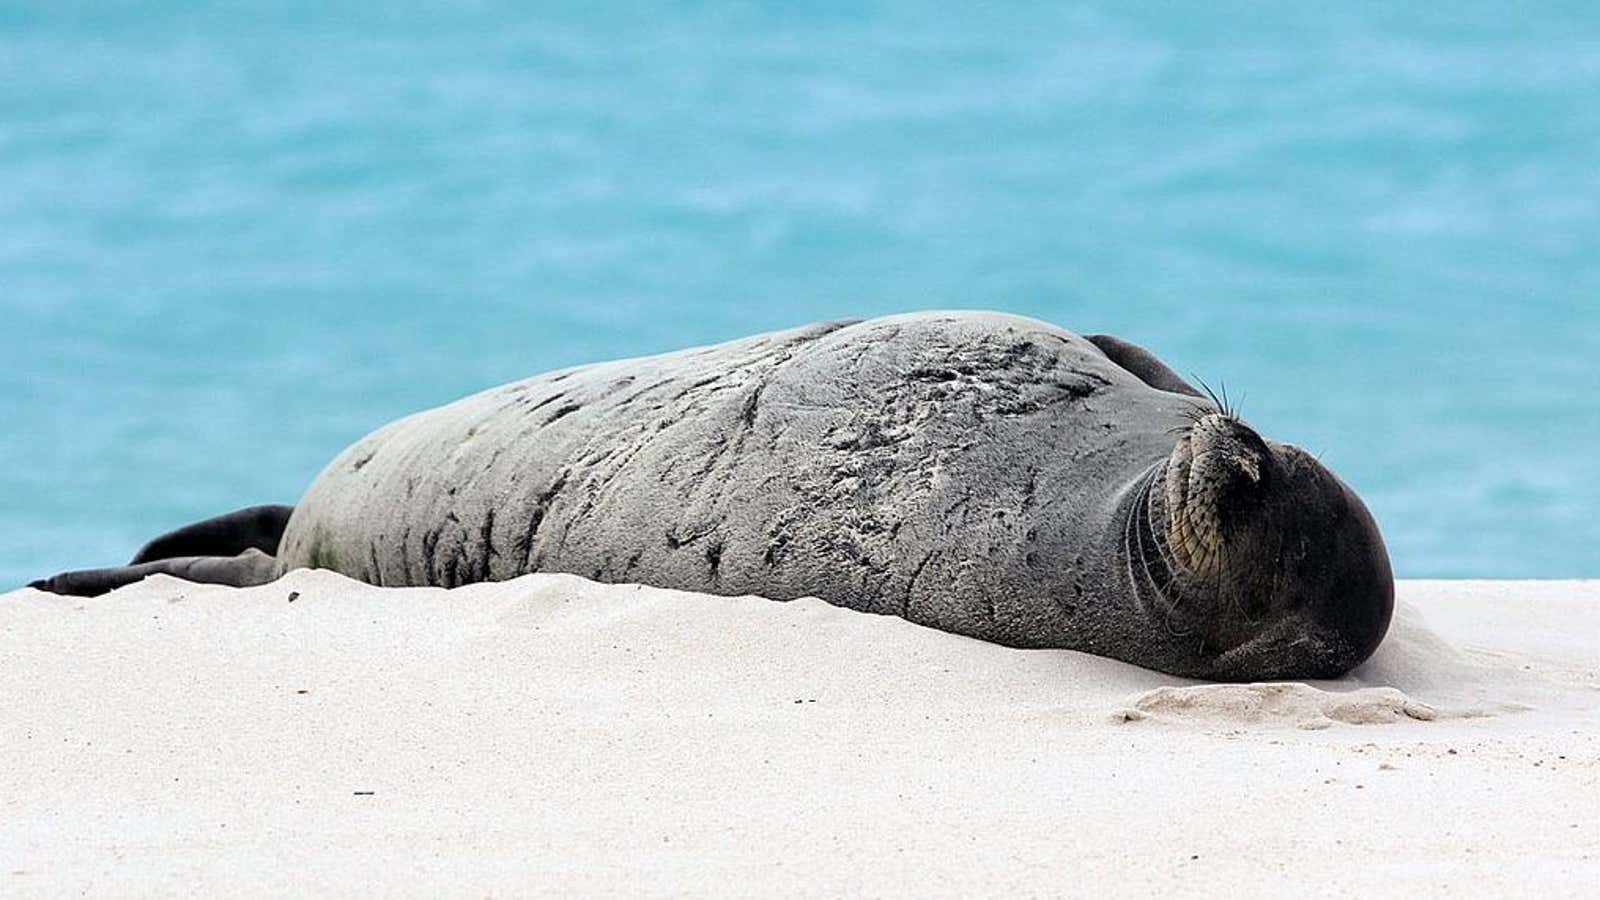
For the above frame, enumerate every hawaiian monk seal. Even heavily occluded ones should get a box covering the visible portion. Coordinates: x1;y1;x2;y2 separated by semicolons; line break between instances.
31;312;1393;680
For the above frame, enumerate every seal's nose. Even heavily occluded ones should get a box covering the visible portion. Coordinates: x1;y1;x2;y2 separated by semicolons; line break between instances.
1237;454;1260;484
1185;414;1270;517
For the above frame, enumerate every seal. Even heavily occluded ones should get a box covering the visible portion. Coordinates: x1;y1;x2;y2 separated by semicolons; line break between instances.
30;312;1393;680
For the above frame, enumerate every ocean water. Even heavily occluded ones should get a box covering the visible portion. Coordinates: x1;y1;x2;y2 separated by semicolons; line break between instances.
2;3;1596;588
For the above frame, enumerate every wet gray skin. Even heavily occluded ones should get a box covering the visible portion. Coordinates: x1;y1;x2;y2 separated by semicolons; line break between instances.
31;312;1393;680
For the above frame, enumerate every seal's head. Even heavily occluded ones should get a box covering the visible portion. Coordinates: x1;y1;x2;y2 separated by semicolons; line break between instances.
1140;412;1393;680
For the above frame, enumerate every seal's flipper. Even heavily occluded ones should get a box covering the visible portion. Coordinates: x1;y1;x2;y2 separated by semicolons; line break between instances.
29;548;285;597
129;504;295;564
1085;334;1204;398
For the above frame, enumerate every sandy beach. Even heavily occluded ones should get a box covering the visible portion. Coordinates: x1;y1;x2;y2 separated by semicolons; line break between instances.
2;574;1595;897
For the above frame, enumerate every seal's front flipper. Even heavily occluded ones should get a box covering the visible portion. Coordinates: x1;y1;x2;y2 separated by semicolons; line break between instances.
29;548;286;597
1085;334;1204;398
129;504;295;564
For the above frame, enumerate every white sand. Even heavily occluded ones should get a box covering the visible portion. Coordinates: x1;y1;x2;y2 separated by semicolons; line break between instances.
2;574;1595;897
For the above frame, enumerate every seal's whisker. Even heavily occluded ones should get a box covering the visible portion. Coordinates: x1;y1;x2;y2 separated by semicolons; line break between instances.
1193;377;1243;422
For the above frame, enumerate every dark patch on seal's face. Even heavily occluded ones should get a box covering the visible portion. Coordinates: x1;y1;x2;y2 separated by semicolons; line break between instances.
1150;414;1394;680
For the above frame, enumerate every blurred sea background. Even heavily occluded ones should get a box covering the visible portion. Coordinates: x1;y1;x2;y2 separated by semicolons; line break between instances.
2;3;1596;588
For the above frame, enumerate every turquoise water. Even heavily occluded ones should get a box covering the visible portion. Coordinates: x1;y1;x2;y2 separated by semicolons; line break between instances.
3;3;1596;587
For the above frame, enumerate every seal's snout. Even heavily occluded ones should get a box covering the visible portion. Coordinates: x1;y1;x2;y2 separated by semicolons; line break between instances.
1235;453;1261;484
1160;413;1270;581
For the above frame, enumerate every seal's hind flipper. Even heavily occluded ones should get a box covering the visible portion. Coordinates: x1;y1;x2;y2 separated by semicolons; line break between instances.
1085;334;1204;398
29;549;285;597
129;504;295;564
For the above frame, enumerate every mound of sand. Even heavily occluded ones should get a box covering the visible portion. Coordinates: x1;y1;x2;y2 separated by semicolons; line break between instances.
1119;683;1439;729
2;574;1596;896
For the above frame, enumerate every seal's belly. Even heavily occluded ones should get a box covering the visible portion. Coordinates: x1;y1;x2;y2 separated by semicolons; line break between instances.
279;312;1188;642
